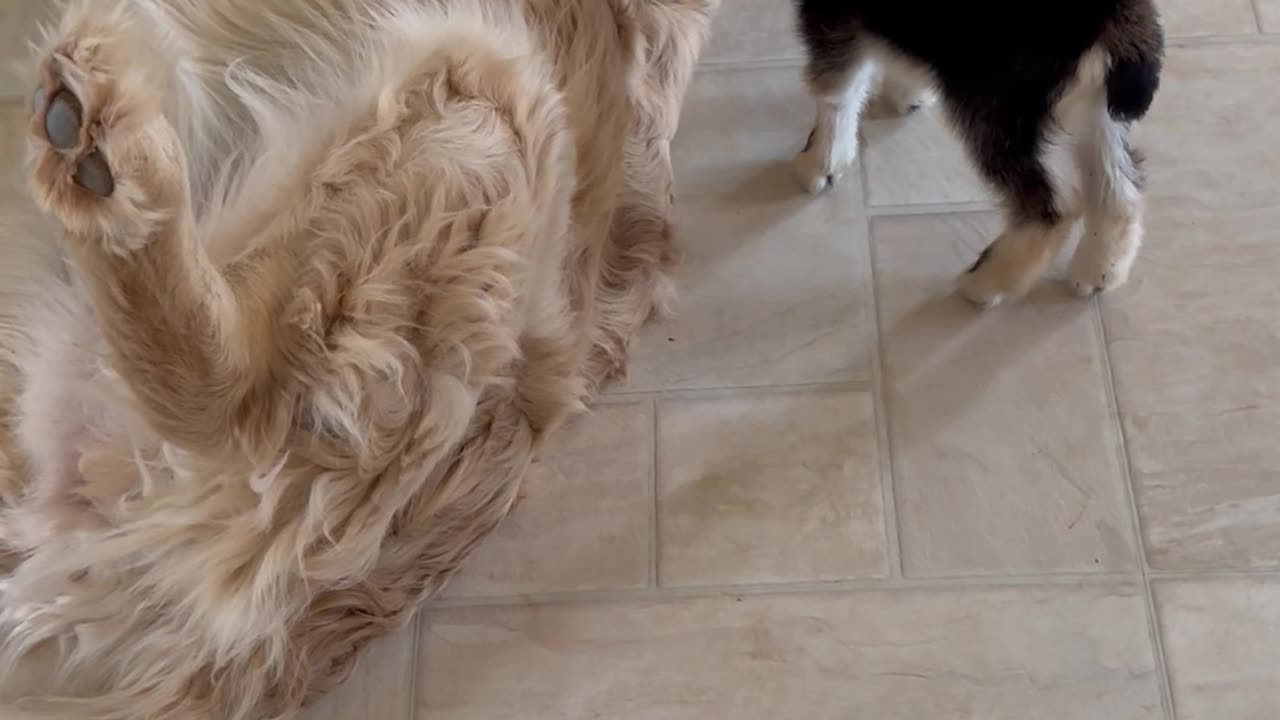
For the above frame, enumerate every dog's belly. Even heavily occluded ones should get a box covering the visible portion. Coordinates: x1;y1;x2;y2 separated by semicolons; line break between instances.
11;285;150;539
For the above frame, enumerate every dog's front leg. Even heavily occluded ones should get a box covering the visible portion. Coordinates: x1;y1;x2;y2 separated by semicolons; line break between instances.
27;21;300;460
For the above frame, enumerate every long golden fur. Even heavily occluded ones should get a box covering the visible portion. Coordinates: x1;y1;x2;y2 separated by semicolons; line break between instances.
0;0;717;717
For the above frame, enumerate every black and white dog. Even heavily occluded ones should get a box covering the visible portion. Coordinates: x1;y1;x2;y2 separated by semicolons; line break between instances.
792;0;1164;305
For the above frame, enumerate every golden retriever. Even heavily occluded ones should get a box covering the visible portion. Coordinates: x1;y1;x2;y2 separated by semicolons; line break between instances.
0;0;717;717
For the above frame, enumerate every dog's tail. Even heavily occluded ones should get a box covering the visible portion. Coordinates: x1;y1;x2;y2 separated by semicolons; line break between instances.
1102;0;1165;123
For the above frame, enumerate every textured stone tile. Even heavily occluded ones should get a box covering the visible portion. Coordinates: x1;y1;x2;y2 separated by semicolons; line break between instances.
302;624;415;720
874;213;1136;576
656;390;886;586
668;63;814;200
702;0;804;64
446;404;652;598
1143;45;1280;212
1104;204;1280;570
1261;0;1280;32
417;586;1162;719
628;65;873;391
1102;45;1280;570
1155;579;1280;720
862;105;990;209
1159;0;1259;36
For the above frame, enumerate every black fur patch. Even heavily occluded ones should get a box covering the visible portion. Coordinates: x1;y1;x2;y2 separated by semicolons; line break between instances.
1106;54;1161;122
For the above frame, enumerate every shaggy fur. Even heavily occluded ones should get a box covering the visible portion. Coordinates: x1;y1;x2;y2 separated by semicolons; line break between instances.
0;0;717;717
792;0;1164;306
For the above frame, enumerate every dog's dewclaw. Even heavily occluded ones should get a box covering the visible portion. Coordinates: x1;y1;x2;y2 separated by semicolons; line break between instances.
45;89;82;149
74;150;114;197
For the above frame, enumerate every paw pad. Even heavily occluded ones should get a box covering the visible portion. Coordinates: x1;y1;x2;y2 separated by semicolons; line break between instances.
34;81;117;198
45;89;82;150
73;150;115;197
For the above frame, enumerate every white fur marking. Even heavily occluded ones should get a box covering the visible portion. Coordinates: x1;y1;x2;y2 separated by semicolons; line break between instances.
793;60;876;195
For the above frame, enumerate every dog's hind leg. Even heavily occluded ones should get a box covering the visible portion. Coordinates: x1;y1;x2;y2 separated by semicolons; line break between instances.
1066;0;1162;296
955;103;1078;308
1066;109;1145;297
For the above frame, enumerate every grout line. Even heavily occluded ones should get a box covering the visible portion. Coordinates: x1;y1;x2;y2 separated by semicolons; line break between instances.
1091;299;1177;720
648;398;660;589
1163;33;1280;46
1149;567;1280;581
599;378;875;403
867;201;994;218
405;612;422;720
863;198;904;578
432;570;1144;611
697;56;806;72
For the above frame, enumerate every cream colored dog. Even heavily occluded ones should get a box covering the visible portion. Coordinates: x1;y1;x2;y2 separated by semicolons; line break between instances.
0;1;716;717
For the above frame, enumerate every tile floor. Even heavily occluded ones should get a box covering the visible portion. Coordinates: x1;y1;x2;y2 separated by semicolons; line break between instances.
2;1;1278;718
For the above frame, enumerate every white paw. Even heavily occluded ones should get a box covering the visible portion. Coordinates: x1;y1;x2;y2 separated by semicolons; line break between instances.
956;247;1006;308
792;130;855;196
1065;251;1135;298
956;246;1008;310
957;271;1006;309
1065;223;1141;297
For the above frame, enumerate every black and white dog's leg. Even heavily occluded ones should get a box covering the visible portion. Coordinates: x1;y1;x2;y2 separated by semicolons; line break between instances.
959;217;1076;308
1066;112;1145;296
957;112;1077;308
793;32;875;195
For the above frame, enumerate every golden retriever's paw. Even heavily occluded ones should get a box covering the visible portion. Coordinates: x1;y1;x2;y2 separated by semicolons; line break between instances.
27;35;182;253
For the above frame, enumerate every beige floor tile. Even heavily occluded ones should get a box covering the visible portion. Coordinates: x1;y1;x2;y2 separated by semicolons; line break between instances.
445;404;652;598
656;391;886;586
668;64;813;201
1261;0;1280;32
0;1;49;101
874;214;1137;577
1104;204;1280;570
417;586;1162;720
862;106;990;209
1102;45;1280;570
1159;0;1260;36
626;66;873;391
1155;579;1280;720
1143;45;1280;212
302;623;416;720
701;0;804;65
